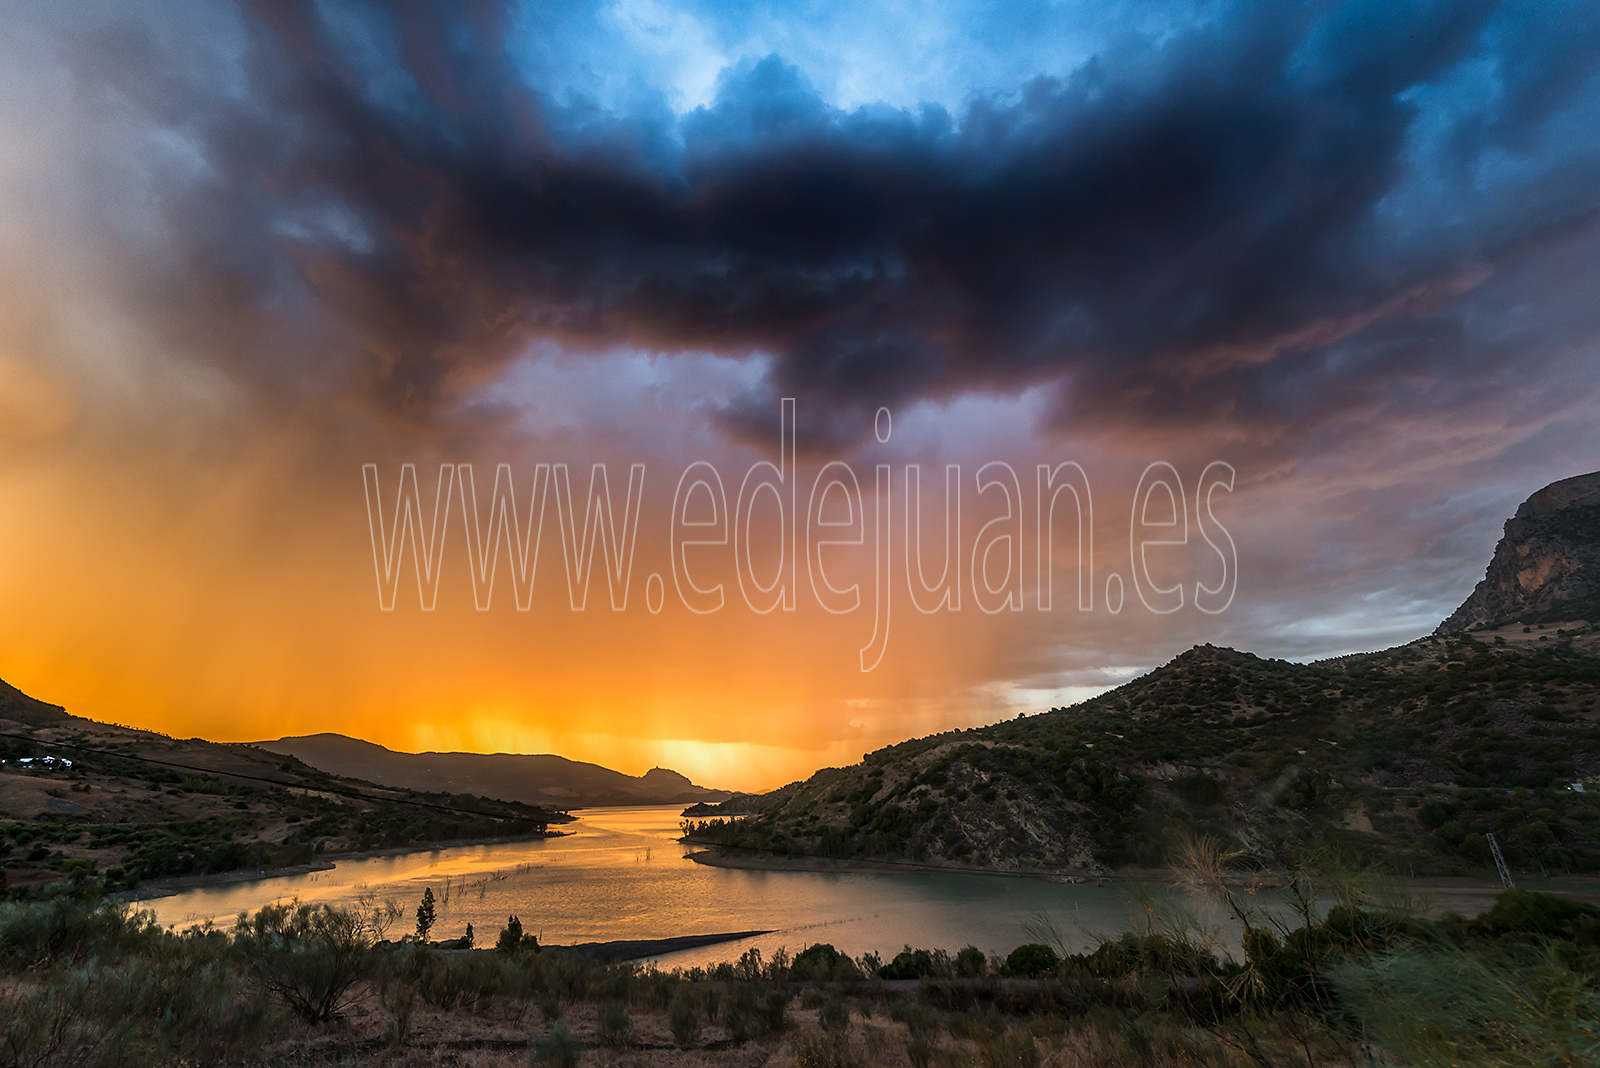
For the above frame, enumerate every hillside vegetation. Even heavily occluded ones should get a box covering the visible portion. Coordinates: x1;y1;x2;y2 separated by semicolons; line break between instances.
1;691;567;897
689;621;1600;877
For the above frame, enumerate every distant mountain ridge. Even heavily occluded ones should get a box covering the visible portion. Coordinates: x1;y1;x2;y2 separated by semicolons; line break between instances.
1438;470;1600;634
254;733;730;809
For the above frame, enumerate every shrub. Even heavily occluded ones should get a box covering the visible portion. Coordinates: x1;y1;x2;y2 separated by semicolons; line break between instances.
596;999;633;1048
0;898;162;966
955;944;988;977
499;915;525;954
725;984;789;1041
819;995;850;1033
233;902;377;1023
879;946;938;980
979;1028;1040;1068
668;987;702;1046
529;1020;583;1067
1333;942;1600;1067
381;981;416;1047
794;1030;860;1068
792;942;858;981
1004;943;1059;978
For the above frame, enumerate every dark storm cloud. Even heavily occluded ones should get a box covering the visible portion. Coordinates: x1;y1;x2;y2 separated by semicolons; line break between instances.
60;0;1600;447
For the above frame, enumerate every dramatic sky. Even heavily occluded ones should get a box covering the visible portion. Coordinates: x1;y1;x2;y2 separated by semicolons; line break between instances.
2;0;1598;790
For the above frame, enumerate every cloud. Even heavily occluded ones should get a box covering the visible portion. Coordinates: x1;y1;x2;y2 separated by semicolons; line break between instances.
11;0;1588;459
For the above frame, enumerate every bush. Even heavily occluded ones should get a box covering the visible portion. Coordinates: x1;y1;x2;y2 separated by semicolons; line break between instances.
880;946;938;980
956;944;988;977
1004;943;1059;978
792;942;858;981
529;1020;583;1067
0;898;162;966
233;902;377;1023
668;987;702;1046
499;915;525;954
979;1028;1040;1068
595;999;633;1047
725;984;788;1041
794;1030;860;1068
819;995;851;1033
0;953;274;1068
1333;942;1600;1067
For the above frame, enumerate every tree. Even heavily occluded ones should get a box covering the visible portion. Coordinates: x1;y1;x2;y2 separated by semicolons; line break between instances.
414;888;436;942
497;915;523;954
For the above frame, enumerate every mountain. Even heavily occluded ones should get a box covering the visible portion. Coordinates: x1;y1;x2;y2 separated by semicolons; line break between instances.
1438;470;1600;634
254;734;730;809
688;475;1600;879
0;678;68;727
0;702;566;895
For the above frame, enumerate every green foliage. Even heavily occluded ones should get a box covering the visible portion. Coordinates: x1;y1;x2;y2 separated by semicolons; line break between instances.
1333;943;1600;1066
1174;773;1222;807
667;987;702;1046
880;945;940;980
818;994;850;1033
232;901;377;1022
529;1020;583;1067
793;1030;860;1068
955;944;988;977
791;941;859;981
723;984;789;1041
414;886;436;941
497;914;539;954
0;898;162;966
1279;769;1342;812
978;1027;1040;1068
1003;942;1059;978
595;999;632;1047
696;637;1600;873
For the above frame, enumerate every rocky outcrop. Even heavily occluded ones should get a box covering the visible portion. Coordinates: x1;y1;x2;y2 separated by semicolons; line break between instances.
1437;471;1600;634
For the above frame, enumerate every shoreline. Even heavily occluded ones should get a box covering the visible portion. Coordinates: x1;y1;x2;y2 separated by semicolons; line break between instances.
555;930;774;963
682;846;1600;916
112;829;566;903
683;845;1110;882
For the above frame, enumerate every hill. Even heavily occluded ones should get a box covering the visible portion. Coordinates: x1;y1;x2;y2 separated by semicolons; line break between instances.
0;691;568;897
254;734;729;808
688;472;1600;879
1438;470;1600;633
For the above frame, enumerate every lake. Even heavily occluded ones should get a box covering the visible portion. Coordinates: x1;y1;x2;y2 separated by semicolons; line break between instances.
147;805;1177;968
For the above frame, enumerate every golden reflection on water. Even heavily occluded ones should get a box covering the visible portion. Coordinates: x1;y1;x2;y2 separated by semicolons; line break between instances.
149;806;1148;967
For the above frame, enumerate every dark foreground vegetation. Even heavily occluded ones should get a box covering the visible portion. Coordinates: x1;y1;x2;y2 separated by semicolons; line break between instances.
2;845;1597;1067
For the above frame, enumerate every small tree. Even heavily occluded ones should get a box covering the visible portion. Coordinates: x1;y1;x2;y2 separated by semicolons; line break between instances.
414;888;436;942
497;915;524;954
462;922;474;949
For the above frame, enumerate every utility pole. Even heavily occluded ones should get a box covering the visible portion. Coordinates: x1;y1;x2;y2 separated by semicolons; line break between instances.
1486;833;1514;889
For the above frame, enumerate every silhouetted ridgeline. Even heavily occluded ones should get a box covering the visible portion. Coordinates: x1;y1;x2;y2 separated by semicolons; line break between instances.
256;733;730;809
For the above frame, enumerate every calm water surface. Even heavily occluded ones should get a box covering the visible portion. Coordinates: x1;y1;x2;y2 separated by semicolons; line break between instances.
150;806;1172;968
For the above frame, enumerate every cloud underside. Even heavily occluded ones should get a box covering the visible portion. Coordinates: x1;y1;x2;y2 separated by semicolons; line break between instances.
50;0;1600;450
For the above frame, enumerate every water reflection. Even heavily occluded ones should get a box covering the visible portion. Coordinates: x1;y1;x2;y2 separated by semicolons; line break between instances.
148;806;1162;968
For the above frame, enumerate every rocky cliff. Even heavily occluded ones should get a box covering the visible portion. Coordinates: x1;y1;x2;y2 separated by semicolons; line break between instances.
1437;471;1600;634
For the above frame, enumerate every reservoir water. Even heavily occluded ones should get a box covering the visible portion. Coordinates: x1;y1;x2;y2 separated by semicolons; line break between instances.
147;806;1166;969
